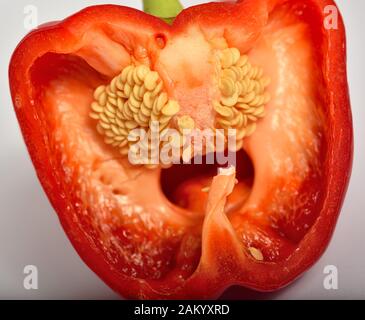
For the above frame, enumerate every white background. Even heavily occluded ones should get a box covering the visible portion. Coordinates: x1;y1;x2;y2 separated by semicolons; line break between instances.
0;0;364;299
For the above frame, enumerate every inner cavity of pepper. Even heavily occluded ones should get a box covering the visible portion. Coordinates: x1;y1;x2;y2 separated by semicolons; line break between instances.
88;43;271;262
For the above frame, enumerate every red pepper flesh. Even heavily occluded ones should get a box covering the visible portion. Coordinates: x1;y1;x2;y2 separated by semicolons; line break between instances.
9;0;352;299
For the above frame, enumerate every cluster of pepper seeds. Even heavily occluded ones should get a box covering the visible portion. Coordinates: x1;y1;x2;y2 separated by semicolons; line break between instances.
89;47;270;168
215;47;271;151
89;64;180;159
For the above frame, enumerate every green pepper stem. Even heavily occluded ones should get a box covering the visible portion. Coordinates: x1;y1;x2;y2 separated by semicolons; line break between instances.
143;0;183;24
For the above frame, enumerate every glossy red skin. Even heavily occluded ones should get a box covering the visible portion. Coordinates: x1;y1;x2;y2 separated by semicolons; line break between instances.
9;0;352;299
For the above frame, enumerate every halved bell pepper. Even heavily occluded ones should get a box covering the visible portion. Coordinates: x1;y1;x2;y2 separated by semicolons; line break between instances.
9;0;352;299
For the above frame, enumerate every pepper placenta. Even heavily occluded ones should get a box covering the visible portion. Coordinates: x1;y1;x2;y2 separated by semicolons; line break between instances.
9;0;352;299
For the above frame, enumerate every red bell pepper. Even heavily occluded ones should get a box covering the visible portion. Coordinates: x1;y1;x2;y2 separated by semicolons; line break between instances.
9;0;352;299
